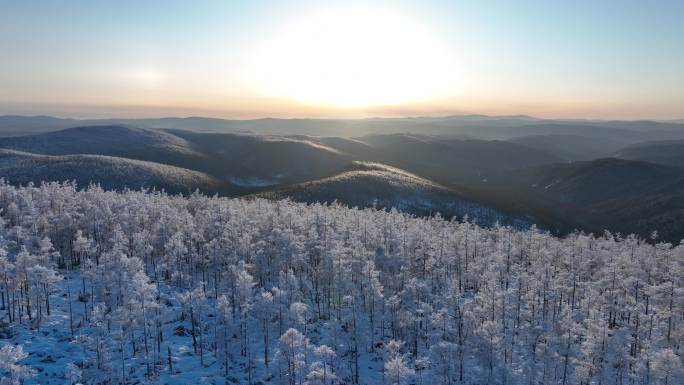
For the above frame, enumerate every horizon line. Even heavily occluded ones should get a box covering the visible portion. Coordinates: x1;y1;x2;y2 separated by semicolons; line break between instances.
2;113;683;123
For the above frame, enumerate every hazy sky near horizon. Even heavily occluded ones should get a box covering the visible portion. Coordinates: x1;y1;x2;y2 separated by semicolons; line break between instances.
1;0;683;119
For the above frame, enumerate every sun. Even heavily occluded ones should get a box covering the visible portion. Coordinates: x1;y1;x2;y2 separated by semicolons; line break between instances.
251;7;453;108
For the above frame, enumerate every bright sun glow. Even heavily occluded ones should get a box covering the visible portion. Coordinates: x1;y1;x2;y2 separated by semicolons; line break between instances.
251;7;454;108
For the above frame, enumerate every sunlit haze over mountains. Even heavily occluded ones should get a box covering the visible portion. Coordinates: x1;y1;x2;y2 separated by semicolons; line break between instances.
2;0;683;119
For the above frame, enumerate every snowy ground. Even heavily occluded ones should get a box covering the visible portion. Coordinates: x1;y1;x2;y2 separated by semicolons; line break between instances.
5;272;229;384
3;272;386;385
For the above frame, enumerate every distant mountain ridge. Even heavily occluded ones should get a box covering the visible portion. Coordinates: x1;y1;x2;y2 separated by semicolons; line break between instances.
2;114;684;139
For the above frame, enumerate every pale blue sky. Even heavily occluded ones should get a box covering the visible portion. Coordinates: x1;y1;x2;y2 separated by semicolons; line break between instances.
1;0;682;119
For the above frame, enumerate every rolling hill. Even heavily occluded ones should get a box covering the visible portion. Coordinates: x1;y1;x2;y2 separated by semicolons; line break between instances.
352;134;562;185
259;161;528;227
510;134;624;161
164;130;353;186
0;126;353;186
615;139;684;168
512;158;684;240
0;125;206;167
0;149;227;194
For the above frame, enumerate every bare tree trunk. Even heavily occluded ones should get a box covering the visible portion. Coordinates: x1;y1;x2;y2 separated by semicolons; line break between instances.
67;282;74;337
168;345;173;374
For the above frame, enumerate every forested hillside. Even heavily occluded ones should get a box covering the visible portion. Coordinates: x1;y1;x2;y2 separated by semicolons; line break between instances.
0;182;681;384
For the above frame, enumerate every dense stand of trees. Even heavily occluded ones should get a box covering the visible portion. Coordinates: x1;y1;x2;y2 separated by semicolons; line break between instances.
0;181;681;384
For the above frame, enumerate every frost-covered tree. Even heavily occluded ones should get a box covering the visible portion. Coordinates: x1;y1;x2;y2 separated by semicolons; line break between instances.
652;348;682;385
0;181;679;385
0;344;34;385
278;328;309;385
384;356;414;385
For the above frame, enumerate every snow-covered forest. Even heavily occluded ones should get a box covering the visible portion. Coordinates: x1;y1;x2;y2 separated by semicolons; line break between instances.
0;181;681;385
